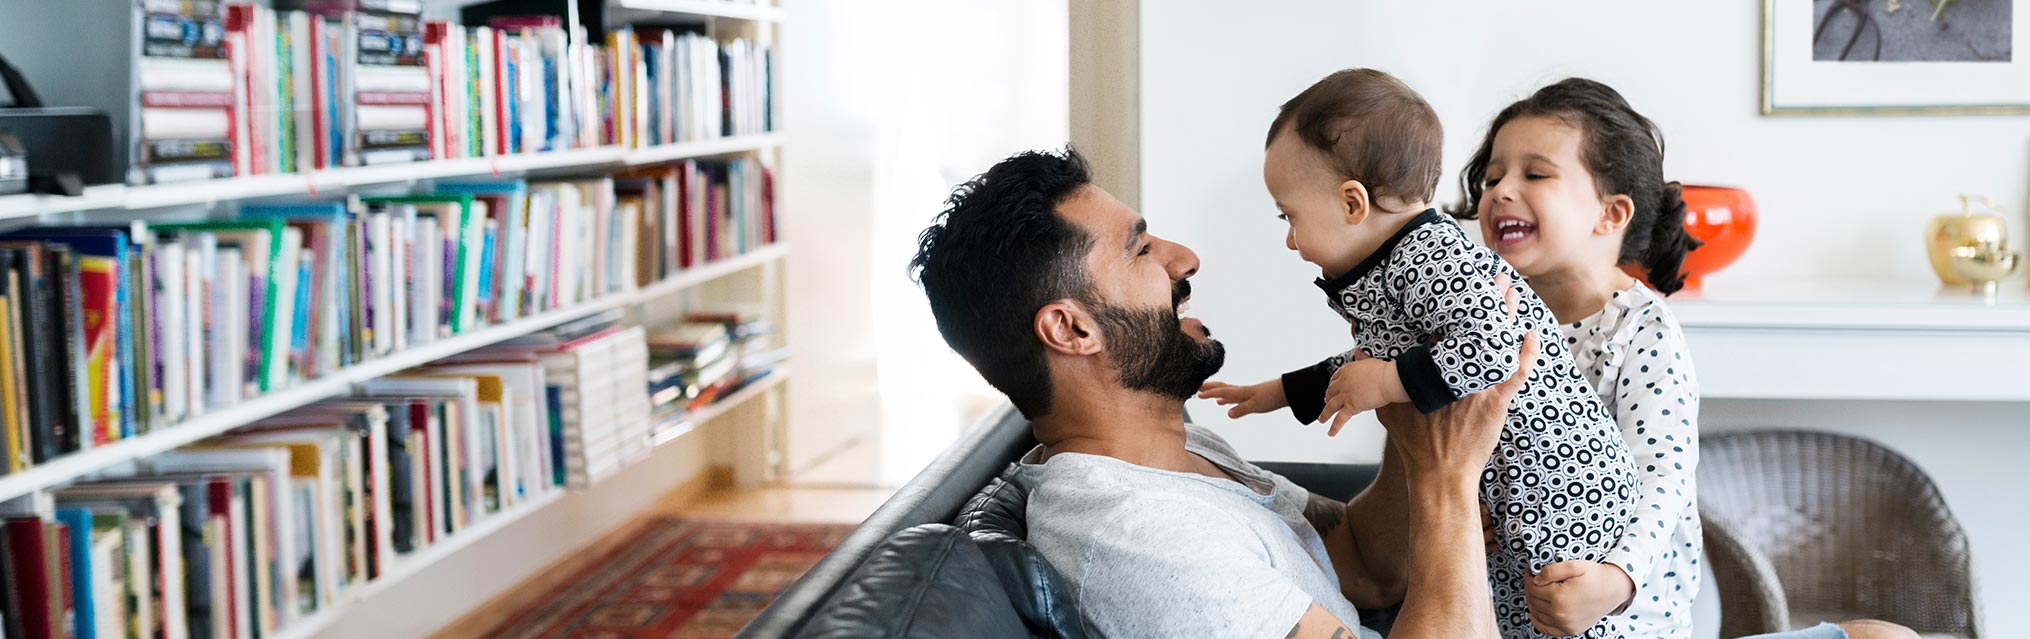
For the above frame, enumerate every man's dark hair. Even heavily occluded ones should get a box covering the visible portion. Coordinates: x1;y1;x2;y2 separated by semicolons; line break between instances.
1267;68;1444;206
910;148;1096;419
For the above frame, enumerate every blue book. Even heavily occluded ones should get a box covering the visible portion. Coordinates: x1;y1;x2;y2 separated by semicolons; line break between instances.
54;508;97;639
542;53;561;150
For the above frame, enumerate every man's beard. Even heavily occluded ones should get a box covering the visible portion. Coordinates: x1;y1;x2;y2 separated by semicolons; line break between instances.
1090;299;1225;401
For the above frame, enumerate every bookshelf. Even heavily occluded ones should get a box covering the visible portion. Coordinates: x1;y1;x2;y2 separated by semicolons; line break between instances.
0;241;786;504
0;0;790;637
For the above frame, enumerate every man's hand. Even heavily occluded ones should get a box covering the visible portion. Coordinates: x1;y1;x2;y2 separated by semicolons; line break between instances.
1198;378;1289;419
1373;331;1537;480
1524;561;1635;637
1318;358;1406;436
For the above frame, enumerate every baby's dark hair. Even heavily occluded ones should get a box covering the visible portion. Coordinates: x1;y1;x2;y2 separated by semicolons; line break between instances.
1268;68;1443;208
1446;78;1702;295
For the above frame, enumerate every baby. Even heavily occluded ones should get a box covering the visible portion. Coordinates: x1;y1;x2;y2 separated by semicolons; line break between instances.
1204;69;1640;638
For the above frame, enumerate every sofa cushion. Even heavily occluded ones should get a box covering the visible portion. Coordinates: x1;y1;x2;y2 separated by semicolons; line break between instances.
794;524;1031;639
954;466;1086;639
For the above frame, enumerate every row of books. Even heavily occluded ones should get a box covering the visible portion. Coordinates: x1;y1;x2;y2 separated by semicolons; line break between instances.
0;157;776;476
85;0;776;184
0;361;568;639
0;307;782;639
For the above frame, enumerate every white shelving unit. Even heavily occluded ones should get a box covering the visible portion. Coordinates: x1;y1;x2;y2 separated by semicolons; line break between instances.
1673;278;2030;402
611;0;786;22
0;134;781;222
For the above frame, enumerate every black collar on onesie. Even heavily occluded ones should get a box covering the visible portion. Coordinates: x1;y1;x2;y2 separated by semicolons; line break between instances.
1313;208;1446;292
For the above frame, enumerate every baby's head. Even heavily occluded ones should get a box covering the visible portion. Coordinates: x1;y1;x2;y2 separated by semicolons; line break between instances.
1448;78;1702;294
1263;69;1442;278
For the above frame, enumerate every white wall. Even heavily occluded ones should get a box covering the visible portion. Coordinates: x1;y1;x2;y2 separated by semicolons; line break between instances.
782;0;1067;474
1143;0;2030;460
1140;2;2030;634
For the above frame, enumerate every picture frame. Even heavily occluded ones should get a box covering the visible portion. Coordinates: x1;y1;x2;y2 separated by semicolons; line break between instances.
1762;0;2030;115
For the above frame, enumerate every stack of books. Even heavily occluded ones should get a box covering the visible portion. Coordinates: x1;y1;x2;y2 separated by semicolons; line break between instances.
644;308;784;436
645;321;734;435
493;312;650;489
136;0;239;183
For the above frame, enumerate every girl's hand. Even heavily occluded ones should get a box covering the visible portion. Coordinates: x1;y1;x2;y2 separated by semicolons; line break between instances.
1523;561;1636;637
1318;357;1407;436
1197;378;1289;418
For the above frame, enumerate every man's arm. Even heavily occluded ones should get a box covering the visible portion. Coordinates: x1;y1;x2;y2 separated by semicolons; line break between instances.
1305;444;1412;609
1367;332;1542;639
1286;602;1371;639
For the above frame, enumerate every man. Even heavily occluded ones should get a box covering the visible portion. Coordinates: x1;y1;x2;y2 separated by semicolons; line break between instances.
909;148;1916;639
911;147;1519;638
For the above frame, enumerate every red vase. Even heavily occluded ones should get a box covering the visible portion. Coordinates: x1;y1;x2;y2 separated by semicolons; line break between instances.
1627;185;1759;289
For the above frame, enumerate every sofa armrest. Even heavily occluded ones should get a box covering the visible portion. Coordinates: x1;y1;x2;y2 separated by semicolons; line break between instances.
742;403;1039;639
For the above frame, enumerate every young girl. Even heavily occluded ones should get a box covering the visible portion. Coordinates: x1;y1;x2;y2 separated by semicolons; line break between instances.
1449;78;1703;638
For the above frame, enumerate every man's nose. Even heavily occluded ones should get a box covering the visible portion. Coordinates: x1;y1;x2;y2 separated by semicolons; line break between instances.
1156;236;1199;279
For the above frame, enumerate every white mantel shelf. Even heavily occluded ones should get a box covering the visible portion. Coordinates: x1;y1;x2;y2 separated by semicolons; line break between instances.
1669;278;2030;403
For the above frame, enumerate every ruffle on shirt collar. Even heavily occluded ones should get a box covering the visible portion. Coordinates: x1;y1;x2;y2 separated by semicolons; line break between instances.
1313;208;1446;292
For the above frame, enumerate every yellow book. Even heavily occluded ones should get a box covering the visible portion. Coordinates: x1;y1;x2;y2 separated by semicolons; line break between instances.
0;286;22;473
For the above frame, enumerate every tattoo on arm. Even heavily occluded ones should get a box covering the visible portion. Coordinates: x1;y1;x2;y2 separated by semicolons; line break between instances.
1304;492;1347;536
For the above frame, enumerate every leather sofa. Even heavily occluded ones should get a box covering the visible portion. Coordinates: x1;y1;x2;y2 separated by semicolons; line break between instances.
738;404;1382;638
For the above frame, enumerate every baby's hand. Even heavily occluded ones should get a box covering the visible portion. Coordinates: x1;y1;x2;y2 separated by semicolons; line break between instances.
1318;357;1406;436
1524;561;1635;637
1197;378;1288;418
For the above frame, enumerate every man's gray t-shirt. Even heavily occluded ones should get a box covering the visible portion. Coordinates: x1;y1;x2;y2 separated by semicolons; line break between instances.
1019;423;1381;639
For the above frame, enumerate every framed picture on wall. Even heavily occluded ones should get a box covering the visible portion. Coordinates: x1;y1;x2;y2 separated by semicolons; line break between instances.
1763;0;2030;115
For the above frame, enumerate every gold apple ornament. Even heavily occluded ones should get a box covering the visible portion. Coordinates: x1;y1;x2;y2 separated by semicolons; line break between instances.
1925;194;2013;288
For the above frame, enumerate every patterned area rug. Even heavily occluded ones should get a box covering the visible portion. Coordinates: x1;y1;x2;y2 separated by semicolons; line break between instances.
482;519;854;639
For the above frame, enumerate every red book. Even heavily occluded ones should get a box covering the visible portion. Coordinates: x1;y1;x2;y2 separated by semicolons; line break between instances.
409;401;435;545
3;519;58;639
761;166;776;245
52;521;72;639
676;164;694;269
224;4;261;175
208;478;237;639
422;21;453;161
308;17;331;170
485;15;562;30
77;254;120;446
492;29;510;156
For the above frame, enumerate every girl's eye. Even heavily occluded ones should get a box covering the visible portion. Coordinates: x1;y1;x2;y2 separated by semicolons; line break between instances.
1276;213;1290;222
1482;177;1501;188
1526;173;1550;181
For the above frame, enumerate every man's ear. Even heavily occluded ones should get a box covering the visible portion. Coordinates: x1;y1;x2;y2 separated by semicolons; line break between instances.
1339;180;1372;226
1035;300;1102;356
1596;194;1635;235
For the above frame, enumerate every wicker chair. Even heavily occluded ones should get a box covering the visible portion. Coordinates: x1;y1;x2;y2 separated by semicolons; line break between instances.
1699;430;1979;638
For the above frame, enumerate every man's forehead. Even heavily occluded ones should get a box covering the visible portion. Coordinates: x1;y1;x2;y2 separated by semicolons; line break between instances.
1058;185;1143;240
